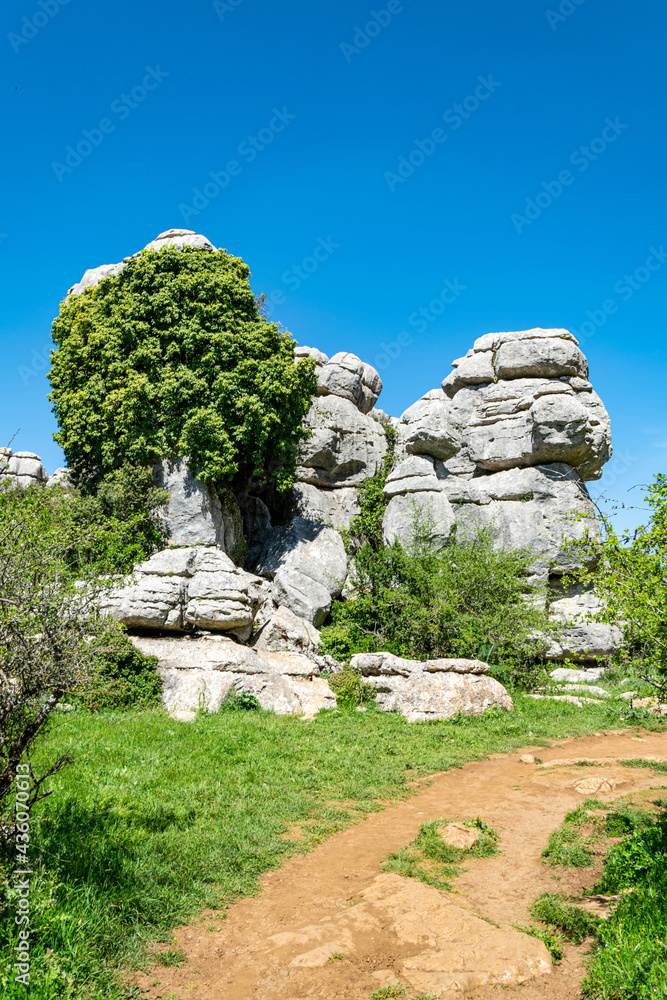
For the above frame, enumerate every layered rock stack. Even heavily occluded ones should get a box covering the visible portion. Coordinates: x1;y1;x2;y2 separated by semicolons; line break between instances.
385;328;611;588
17;232;617;719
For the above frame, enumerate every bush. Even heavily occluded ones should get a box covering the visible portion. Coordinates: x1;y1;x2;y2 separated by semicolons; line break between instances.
77;629;162;711
568;474;667;697
321;512;554;684
218;688;261;712
328;665;376;709
49;244;317;491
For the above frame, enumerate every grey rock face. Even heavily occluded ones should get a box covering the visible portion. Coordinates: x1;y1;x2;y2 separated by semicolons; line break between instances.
317;352;383;414
296;395;388;488
0;449;49;488
397;389;459;462
382;490;455;552
448;378;610;481
131;634;335;717
290;482;360;531
252;517;348;626
294;344;329;367
546;592;622;662
440;463;600;581
153;456;241;556
184;549;254;631
46;467;72;488
101;546;255;633
350;652;513;723
67;229;216;297
253;605;321;654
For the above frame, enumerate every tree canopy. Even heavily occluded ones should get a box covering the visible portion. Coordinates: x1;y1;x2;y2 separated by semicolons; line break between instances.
49;245;317;489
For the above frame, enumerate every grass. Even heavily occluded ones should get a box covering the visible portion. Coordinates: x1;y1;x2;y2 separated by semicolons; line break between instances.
513;922;564;962
382;816;499;891
530;893;599;944
0;694;660;999
582;813;667;999
541;797;660;870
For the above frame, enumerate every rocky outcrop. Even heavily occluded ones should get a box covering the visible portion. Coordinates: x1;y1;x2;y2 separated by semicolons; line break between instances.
100;547;258;634
546;592;622;662
67;229;216;298
383;328;611;583
296;395;387;490
0;449;48;488
153;456;241;556
251;517;348;627
131;634;335;718
350;652;513;722
253;605;322;655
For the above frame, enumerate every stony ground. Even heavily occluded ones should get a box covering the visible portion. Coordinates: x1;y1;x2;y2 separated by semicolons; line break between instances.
135;729;667;1000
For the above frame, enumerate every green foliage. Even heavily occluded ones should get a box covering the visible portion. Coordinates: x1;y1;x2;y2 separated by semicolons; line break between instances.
381;816;498;891
530;892;599;944
541;805;597;868
321;512;554;684
568;474;667;697
76;629;163;711
328;665;377;709
218;687;261;712
345;423;396;551
68;465;170;572
595;815;667;894
49;245;317;491
582;816;667;998
513;922;564;962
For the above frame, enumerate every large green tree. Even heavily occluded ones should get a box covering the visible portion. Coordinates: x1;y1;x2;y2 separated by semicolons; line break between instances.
49;245;317;489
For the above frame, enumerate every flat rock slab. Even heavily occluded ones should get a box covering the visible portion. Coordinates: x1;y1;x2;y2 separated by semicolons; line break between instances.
439;821;479;850
272;873;551;992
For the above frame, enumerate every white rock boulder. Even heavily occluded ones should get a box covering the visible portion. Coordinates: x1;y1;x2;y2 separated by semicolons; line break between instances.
350;651;513;722
296;395;388;489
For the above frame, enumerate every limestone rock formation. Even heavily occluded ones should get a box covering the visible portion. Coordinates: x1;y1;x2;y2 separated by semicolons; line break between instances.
67;229;216;298
253;605;322;655
130;634;335;718
153;456;241;555
350;652;513;722
0;449;48;488
383;328;612;584
251;517;348;626
100;547;258;633
296;395;387;489
546;592;623;662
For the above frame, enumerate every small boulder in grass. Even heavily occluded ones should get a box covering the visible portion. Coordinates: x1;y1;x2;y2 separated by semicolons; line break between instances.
520;754;536;765
439;822;479;850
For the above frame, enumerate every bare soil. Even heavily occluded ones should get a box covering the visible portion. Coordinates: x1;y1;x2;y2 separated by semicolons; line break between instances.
137;729;667;1000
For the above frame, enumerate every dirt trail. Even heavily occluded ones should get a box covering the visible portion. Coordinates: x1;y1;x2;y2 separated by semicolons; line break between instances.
138;730;667;1000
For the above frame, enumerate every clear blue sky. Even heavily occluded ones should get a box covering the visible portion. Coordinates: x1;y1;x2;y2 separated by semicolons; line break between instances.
1;0;665;529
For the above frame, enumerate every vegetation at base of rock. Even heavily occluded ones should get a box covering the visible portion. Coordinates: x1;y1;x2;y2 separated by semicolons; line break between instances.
321;516;555;685
568;474;667;699
381;817;499;891
0;697;638;998
75;630;163;711
328;664;377;709
218;688;261;712
530;893;599;944
49;245;317;490
513;922;565;962
581;811;667;998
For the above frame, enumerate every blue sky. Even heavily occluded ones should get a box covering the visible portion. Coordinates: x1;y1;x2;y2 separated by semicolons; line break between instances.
1;0;665;530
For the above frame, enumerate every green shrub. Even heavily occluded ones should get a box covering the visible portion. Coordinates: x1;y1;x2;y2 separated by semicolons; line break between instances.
49;244;317;491
596;816;667;893
328;665;376;710
218;688;261;712
321;515;554;685
77;629;163;711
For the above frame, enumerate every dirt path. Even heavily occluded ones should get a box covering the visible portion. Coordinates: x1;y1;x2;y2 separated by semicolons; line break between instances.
138;729;667;1000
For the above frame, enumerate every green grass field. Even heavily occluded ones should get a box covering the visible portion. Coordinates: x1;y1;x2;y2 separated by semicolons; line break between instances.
0;696;660;999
